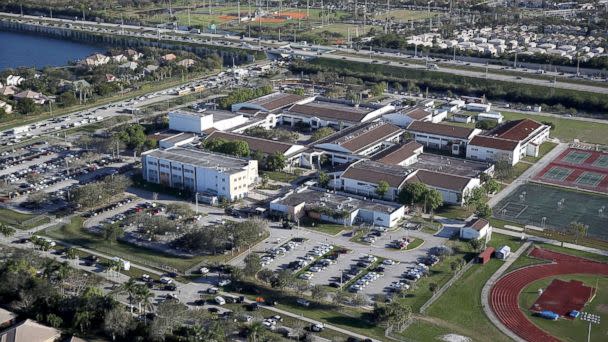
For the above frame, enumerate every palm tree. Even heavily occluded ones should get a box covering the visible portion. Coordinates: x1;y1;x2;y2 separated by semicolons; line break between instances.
247;321;266;342
120;278;138;314
135;285;153;323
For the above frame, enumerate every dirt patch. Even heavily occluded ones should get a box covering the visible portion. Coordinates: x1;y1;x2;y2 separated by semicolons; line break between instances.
218;15;238;21
255;17;286;23
281;11;308;19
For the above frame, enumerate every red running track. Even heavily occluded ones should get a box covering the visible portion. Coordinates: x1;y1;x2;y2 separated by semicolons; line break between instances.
489;248;608;342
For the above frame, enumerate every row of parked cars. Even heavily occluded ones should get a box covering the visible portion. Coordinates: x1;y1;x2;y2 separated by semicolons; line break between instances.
83;197;135;218
262;239;302;267
297;243;335;281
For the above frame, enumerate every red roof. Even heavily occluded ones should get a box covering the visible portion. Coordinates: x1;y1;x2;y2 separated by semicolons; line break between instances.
493;119;543;141
479;247;495;259
469;135;519;151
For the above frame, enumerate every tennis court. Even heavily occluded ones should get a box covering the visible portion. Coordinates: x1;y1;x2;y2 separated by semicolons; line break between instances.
562;150;591;164
541;166;572;181
493;183;608;240
533;147;608;194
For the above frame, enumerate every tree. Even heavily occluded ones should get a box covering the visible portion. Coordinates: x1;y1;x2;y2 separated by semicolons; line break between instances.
149;301;188;341
469;238;482;252
65;248;78;260
311;285;328;302
429;282;438;293
423;189;443;213
271;270;295;290
371;82;387;96
103;224;124;243
483;178;501;194
476;203;492;218
570;222;588;244
46;313;63;328
375;180;390;199
264;152;286;171
103;306;132;341
17;98;37;114
398;182;427;206
117;124;147;150
58;92;78;107
310;127;335;141
27;191;49;208
373;301;412;332
0;223;16;237
318;171;330;188
494;160;515;181
243;253;262;277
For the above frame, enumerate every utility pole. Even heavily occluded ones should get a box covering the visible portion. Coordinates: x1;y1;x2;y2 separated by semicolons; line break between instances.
238;0;241;22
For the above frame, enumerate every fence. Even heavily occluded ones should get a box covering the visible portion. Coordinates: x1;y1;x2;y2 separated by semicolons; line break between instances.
419;258;475;314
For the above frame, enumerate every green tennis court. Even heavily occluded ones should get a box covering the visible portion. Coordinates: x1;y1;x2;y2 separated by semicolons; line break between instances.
576;172;605;187
593;155;608;168
562;150;591;164
541;166;572;181
493;183;608;240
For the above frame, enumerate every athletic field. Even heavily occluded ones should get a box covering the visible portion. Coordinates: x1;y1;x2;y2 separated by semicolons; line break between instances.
493;183;608;240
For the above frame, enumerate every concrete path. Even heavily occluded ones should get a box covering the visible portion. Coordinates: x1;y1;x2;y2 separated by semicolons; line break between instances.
487;142;569;208
480;241;532;342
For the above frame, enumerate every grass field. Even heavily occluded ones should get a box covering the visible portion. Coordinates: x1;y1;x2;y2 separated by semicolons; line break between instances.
0;208;50;229
43;216;225;273
300;217;346;236
412;234;524;342
519;275;608;342
501;111;608;145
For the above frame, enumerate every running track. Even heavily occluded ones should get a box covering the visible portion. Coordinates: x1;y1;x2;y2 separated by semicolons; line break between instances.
489;248;608;342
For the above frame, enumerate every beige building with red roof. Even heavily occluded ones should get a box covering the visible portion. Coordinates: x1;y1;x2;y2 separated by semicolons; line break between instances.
406;121;481;156
466;119;550;165
460;218;491;240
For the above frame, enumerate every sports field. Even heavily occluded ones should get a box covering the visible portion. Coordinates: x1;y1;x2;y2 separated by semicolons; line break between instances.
493;183;608;240
533;147;608;194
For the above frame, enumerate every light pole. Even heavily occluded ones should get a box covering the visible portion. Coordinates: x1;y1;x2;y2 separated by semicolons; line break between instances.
580;312;600;342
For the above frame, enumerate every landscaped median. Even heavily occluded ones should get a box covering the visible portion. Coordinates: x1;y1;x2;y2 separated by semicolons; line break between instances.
0;207;51;229
42;216;227;274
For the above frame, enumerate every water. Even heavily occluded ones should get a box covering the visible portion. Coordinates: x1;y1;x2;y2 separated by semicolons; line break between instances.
0;31;104;70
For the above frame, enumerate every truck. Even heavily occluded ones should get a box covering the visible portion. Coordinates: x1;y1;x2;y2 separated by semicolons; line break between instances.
10;125;29;135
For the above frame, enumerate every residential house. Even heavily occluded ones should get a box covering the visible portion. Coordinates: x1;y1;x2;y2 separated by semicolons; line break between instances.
459;218;491;240
176;59;196;68
0;318;61;342
13;90;49;105
144;65;159;75
0;100;13;114
0;86;19;97
119;61;139;71
105;74;117;82
83;53;110;66
406;121;480;155
112;54;128;63
5;75;24;86
161;53;177;62
125;49;143;61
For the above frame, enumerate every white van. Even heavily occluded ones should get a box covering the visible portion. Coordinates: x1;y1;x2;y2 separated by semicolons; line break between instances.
215;296;226;305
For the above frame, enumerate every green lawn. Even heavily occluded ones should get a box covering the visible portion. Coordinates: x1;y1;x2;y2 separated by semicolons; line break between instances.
397;319;460;342
405;238;425;250
0;208;50;229
435;205;473;220
300;217;346;236
503;162;532;184
501;111;608;145
519;275;608;342
43;217;225;273
523;141;558;163
415;234;524;342
261;170;301;183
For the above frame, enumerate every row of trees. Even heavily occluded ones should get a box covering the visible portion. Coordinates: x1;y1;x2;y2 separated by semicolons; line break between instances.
172;218;268;255
291;59;608;115
243;126;299;143
218;85;273;109
397;182;444;214
70;174;132;210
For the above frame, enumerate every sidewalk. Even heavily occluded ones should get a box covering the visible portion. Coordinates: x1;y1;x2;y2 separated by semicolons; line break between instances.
480;241;532;342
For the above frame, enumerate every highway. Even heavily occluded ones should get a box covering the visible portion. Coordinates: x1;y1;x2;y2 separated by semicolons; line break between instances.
2;12;608;96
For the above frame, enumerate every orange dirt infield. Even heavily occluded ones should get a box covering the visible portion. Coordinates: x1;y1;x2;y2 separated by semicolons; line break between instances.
218;15;238;21
281;11;308;19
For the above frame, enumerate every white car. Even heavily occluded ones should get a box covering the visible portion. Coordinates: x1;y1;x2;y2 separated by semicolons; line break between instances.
217;279;232;286
383;259;395;266
160;277;173;284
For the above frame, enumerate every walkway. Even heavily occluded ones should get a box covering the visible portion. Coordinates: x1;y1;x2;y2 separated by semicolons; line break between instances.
487;142;569;208
480;241;532;342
